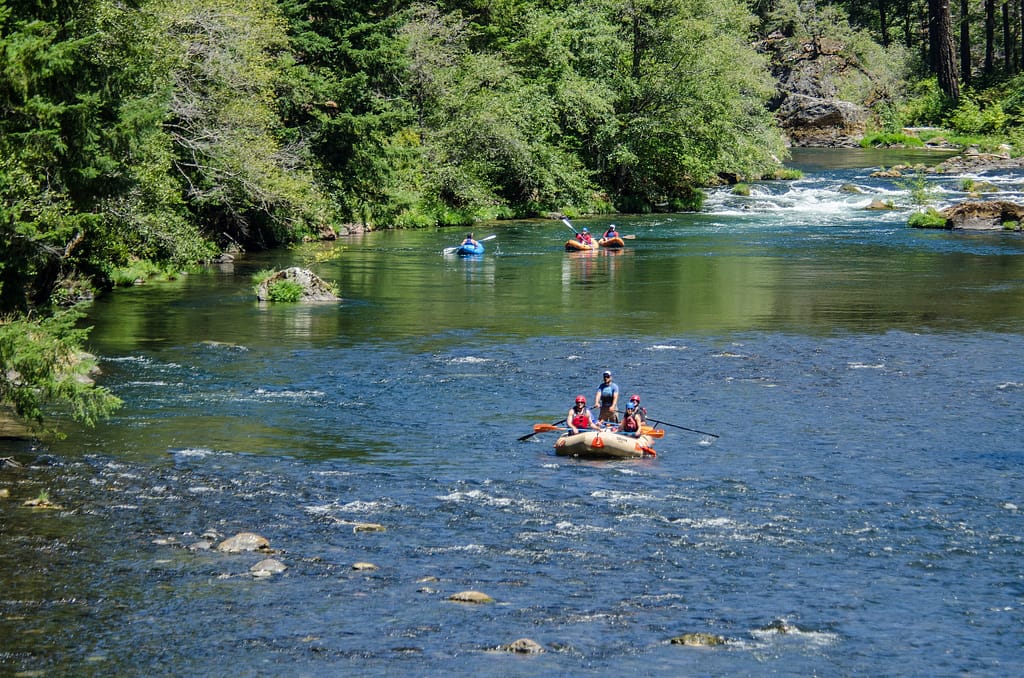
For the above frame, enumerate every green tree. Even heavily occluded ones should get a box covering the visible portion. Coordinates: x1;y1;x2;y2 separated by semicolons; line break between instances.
598;0;786;209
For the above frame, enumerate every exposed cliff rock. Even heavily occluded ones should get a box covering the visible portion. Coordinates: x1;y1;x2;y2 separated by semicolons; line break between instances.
758;33;869;147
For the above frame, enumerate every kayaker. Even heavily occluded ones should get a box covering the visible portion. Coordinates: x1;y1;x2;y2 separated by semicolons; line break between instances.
594;370;620;423
602;224;619;239
568;395;600;434
461;232;479;247
576;227;594;245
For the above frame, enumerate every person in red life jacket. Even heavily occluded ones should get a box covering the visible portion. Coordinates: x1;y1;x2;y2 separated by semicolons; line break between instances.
602;224;619;240
576;227;594;245
626;394;647;426
567;395;600;434
619;400;642;435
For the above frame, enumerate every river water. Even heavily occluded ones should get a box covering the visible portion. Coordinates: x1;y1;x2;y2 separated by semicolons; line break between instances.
2;149;1023;676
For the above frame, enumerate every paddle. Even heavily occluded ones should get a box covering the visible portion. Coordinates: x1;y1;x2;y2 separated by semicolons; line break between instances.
650;420;719;438
518;419;566;441
442;234;496;255
640;425;665;439
559;217;579;235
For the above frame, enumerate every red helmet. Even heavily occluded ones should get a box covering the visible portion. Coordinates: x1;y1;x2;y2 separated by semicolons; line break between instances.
575;395;586;404
630;394;640;403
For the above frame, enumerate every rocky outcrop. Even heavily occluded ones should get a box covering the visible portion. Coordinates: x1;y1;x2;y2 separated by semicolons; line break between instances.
939;201;1024;231
759;33;870;147
931;147;1024;174
255;267;340;302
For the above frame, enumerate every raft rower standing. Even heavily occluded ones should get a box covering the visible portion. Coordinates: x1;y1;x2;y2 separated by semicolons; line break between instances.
594;370;620;424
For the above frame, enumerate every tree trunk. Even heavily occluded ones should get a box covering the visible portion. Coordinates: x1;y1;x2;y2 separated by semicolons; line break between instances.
1020;0;1024;70
986;0;996;74
1003;0;1014;73
959;0;971;86
929;0;960;102
878;0;891;46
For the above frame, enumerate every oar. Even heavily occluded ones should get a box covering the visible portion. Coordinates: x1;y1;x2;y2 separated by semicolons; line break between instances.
559;217;579;235
650;420;718;438
640;425;665;439
442;234;496;255
518;419;566;441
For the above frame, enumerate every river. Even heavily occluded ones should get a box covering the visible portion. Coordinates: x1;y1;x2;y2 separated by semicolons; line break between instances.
2;148;1023;676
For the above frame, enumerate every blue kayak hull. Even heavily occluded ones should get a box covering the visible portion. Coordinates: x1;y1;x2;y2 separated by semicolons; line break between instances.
456;243;485;256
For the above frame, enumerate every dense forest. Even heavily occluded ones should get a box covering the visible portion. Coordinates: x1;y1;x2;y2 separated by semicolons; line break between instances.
4;0;1024;431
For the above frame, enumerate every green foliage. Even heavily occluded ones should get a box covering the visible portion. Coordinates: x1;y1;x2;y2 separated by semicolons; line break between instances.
763;168;803;180
266;279;304;302
860;133;924;148
731;183;751;196
896;171;941;208
0;309;122;433
898;78;949;126
907;207;947;229
945;98;1007;136
251;269;276;286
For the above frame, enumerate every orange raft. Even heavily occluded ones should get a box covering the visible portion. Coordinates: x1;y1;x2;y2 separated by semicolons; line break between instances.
564;239;599;252
553;430;656;459
598;236;625;249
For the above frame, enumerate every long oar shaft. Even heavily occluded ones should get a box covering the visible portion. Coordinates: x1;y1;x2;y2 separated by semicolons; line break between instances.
652;420;718;438
518;419;566;441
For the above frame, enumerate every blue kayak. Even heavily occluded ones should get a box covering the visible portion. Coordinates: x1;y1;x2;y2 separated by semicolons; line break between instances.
455;241;485;256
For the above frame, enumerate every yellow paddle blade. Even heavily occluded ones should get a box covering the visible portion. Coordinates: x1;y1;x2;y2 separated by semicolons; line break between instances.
641;425;665;438
533;423;564;433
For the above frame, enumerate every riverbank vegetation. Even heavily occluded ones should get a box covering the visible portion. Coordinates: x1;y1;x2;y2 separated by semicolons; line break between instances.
5;0;1024;430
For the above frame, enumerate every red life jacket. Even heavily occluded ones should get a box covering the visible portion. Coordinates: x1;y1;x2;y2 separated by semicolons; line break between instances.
571;411;591;429
621;413;639;432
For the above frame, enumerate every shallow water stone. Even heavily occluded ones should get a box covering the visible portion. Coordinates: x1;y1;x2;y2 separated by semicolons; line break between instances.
498;638;544;653
352;522;386;533
251;558;287;577
448;590;493;604
216;532;270;553
352;561;378;571
670;632;726;647
187;540;213;551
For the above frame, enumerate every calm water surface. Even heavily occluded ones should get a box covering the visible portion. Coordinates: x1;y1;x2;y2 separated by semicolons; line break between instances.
2;149;1023;676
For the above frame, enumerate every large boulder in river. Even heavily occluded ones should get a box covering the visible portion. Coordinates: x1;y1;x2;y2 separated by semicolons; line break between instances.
255;267;340;302
939;201;1024;231
758;33;869;147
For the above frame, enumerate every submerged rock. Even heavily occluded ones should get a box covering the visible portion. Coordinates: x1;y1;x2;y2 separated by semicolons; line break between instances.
217;532;271;553
670;632;726;647
251;558;287;577
496;638;544;653
351;522;386;532
448;590;494;604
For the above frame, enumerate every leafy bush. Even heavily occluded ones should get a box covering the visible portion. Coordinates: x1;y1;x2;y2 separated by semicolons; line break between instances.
0;309;122;432
266;280;305;302
896;171;940;207
898;77;948;126
945;97;1007;135
907;208;947;229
